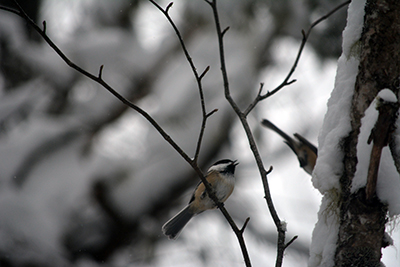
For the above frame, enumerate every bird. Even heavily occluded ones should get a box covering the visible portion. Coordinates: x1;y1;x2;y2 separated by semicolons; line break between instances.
261;119;317;175
162;159;238;240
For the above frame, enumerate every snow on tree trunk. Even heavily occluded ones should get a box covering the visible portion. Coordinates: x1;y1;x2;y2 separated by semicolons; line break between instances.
310;0;400;266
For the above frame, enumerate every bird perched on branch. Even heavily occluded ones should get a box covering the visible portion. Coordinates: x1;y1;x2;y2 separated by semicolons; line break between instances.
162;159;238;240
261;119;317;175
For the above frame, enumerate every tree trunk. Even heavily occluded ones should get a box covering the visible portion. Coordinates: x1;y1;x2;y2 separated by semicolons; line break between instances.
335;0;400;266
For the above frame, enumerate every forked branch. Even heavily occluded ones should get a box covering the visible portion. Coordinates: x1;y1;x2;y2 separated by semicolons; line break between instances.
148;1;254;266
244;0;351;116
0;1;209;187
148;0;214;164
206;0;350;266
0;2;253;265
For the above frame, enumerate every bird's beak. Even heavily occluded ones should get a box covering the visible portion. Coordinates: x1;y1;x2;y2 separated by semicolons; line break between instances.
233;160;239;166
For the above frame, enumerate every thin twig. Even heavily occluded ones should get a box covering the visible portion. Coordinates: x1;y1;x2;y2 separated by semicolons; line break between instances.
266;165;273;175
240;217;251;233
206;108;218;118
199;66;210;80
284;235;298;250
98;65;104;79
221;26;230;37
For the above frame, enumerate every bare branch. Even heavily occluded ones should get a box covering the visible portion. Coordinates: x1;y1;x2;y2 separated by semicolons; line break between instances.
260;0;350;100
243;83;264;116
0;0;201;178
244;0;351;115
309;1;351;30
147;2;255;265
207;1;350;264
205;0;346;265
207;1;277;266
148;0;214;165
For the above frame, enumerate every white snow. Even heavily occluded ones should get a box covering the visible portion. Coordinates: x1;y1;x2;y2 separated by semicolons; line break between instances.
351;94;400;216
310;0;400;265
308;194;339;267
312;0;366;194
309;0;367;266
311;55;358;194
377;88;398;103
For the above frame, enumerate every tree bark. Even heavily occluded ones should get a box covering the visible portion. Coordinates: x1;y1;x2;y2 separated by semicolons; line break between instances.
335;0;400;266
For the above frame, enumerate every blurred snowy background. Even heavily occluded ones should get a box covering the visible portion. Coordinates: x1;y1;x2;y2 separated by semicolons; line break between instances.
0;0;397;266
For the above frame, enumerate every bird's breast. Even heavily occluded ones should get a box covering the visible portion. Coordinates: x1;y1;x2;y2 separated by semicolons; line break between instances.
214;175;235;202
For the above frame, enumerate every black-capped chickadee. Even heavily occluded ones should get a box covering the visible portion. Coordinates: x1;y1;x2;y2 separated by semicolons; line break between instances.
162;159;238;240
261;119;317;175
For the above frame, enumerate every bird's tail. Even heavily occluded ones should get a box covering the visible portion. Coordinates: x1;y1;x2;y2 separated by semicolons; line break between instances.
162;206;194;240
261;119;297;152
